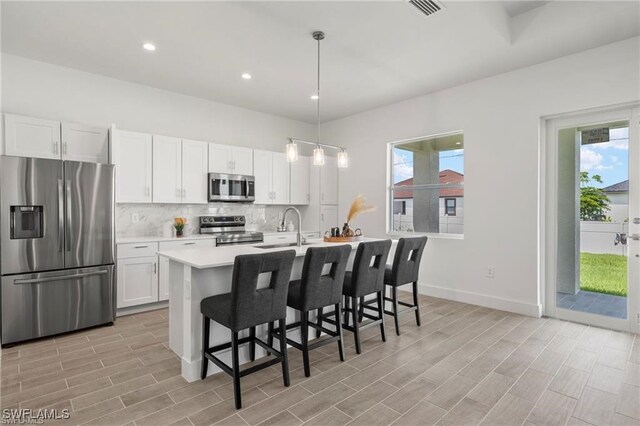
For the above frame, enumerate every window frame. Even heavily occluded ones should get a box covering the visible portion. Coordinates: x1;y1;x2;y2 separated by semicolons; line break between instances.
445;198;457;216
387;130;464;237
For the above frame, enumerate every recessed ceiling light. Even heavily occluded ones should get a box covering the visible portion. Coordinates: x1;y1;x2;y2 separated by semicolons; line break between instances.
310;94;319;100
456;142;462;145
142;42;156;51
241;73;252;80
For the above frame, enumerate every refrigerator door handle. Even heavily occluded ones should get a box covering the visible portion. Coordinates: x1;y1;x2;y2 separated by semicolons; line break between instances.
65;179;72;252
13;270;108;285
58;178;64;252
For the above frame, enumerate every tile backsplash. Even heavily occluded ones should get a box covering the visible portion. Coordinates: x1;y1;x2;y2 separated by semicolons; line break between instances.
116;203;301;238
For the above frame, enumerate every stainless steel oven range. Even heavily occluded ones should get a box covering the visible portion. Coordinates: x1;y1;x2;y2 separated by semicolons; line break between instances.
199;215;263;246
0;156;116;346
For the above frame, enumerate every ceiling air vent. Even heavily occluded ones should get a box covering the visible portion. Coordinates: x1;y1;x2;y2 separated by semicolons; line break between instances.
408;0;443;17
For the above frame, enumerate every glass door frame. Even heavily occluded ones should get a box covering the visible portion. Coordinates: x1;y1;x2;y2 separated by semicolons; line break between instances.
542;103;639;333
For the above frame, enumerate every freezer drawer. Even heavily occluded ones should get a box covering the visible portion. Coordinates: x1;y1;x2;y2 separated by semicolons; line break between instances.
1;265;115;345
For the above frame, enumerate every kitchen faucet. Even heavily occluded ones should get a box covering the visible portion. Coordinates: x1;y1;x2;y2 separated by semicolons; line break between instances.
281;206;302;247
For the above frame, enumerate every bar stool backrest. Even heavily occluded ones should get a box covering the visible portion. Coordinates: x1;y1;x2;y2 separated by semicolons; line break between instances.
351;240;392;296
389;236;428;286
230;250;296;330
299;245;351;311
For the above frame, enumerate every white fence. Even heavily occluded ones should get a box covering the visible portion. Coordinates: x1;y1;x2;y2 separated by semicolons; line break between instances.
580;221;628;255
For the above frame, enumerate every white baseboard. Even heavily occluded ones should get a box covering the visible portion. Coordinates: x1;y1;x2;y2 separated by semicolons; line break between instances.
418;283;542;318
116;301;169;317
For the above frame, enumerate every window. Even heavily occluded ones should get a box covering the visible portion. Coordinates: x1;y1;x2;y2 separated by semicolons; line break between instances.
445;198;456;216
389;132;464;235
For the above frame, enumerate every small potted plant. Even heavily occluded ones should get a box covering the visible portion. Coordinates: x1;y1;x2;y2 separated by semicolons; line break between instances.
174;217;187;237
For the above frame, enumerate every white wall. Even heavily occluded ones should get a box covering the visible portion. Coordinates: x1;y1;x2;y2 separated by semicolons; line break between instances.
1;54;316;152
322;37;640;316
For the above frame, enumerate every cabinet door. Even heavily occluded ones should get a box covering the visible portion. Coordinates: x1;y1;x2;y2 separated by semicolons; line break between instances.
61;122;109;163
231;147;254;175
263;234;297;245
117;256;159;308
181;139;208;204
112;130;152;203
290;155;310;205
271;152;290;205
153;135;182;203
253;149;272;204
208;143;231;173
158;256;170;302
320;156;338;204
4;114;61;159
320;205;339;234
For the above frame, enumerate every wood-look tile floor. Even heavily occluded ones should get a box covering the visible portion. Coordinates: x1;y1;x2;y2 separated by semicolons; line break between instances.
1;293;639;426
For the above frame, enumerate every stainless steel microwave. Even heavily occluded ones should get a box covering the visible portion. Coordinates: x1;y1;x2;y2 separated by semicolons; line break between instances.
208;173;255;202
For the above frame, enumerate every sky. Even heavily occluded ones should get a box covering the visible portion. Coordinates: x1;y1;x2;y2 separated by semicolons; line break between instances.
580;127;629;187
393;147;464;184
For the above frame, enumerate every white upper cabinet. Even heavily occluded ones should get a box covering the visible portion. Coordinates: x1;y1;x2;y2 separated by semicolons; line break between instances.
153;135;182;203
290;155;310;205
61;122;109;163
320;205;339;234
253;149;273;204
232;147;253;175
253;149;290;205
208;143;253;175
112;130;153;203
181;139;208;204
320;156;338;205
4;114;61;160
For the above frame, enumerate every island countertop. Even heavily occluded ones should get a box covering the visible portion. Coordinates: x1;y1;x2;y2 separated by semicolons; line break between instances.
157;238;383;269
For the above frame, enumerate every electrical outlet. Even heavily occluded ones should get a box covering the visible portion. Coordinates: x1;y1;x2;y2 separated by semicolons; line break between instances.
131;213;140;223
486;266;495;279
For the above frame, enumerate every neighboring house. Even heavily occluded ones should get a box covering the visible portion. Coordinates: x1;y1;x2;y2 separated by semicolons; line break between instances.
602;179;628;223
393;169;464;233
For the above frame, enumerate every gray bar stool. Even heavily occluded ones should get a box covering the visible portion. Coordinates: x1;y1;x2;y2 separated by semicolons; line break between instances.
200;250;296;409
271;245;351;377
324;240;391;354
362;236;427;335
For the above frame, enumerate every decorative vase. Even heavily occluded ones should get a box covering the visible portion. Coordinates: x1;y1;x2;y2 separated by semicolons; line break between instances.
176;229;183;237
341;223;355;237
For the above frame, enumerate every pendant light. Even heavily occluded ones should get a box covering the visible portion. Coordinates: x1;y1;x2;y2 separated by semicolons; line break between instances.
286;30;349;168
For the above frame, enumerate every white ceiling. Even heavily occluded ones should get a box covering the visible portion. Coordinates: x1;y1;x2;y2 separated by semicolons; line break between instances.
2;1;638;123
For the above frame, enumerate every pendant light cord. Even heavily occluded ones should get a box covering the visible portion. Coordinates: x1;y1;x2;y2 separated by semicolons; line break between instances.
316;33;321;145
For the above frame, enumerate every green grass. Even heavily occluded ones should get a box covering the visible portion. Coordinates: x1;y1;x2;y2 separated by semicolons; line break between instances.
580;252;627;297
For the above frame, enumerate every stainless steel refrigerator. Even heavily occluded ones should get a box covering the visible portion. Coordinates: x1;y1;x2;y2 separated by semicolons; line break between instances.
0;156;115;345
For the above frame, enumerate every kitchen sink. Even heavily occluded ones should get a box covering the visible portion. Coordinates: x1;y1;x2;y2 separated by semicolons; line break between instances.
254;242;317;249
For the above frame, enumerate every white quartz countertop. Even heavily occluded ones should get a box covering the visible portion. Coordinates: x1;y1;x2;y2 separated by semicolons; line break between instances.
158;238;387;269
260;230;320;236
117;235;217;244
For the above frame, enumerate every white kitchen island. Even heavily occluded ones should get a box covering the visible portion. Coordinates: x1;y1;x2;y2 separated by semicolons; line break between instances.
158;238;394;382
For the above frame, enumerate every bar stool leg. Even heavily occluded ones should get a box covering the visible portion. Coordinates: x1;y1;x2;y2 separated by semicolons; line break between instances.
335;302;345;362
231;331;242;409
343;296;350;327
413;281;421;326
249;327;256;362
267;322;274;356
377;291;387;342
315;307;323;339
278;318;290;386
359;296;364;322
351;297;361;354
201;316;210;380
301;311;311;377
392;286;401;336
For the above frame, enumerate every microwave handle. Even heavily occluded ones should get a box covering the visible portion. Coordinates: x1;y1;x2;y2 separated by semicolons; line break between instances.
245;179;249;198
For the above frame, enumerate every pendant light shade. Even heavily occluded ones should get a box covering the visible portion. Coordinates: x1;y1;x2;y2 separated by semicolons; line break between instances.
313;145;325;166
285;140;298;162
337;150;349;168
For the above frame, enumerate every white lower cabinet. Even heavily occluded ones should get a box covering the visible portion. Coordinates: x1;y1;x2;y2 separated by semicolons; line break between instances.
263;233;297;245
320;205;339;234
117;256;159;308
117;238;216;308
